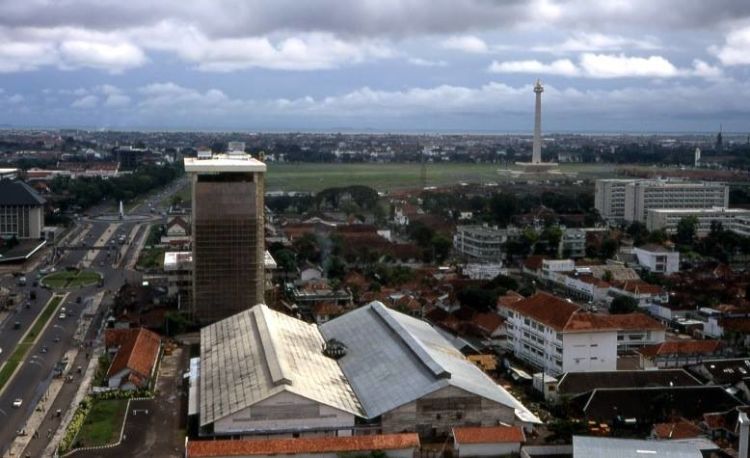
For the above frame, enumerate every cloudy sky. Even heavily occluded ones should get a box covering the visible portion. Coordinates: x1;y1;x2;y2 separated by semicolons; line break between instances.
1;0;749;132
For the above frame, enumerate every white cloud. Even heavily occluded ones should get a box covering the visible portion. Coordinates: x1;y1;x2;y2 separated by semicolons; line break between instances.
104;94;131;107
71;94;99;108
713;25;750;65
579;53;679;78
59;40;146;72
407;57;447;67
489;53;720;79
441;35;488;53
7;94;23;104
488;59;579;76
532;32;660;53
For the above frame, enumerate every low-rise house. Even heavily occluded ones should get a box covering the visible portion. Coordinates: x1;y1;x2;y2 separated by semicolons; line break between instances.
608;280;669;308
312;302;344;324
540;369;701;403
186;434;420;458
638;340;724;369
452;426;525;457
633;244;680;275
104;328;161;390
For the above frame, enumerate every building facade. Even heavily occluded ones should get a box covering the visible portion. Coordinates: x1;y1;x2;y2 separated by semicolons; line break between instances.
0;181;45;240
595;179;729;223
646;207;750;235
185;153;266;323
633;245;680;275
453;225;518;262
499;292;665;375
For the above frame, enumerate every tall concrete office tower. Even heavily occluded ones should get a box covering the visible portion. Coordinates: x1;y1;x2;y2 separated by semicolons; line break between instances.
532;79;544;164
184;152;266;323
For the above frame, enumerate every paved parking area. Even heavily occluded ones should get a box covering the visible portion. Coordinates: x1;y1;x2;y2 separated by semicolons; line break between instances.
74;347;188;458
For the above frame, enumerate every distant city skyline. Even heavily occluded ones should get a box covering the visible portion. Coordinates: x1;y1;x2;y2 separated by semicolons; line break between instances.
0;1;750;132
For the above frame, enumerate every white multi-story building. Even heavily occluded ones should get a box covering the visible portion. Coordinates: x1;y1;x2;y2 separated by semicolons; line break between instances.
633;244;680;275
646;207;750;236
499;292;665;375
730;214;750;237
595;179;729;223
453;225;519;262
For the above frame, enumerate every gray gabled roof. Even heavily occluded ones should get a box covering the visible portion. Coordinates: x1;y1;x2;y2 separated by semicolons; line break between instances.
199;304;364;426
320;301;540;423
572;436;708;458
0;181;45;206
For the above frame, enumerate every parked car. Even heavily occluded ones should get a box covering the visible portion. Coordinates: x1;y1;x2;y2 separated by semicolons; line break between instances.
12;399;22;408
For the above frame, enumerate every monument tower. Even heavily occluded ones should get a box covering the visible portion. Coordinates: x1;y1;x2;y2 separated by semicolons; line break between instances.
515;79;558;173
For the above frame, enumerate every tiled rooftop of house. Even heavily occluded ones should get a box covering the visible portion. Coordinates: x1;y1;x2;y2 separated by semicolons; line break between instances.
452;425;525;444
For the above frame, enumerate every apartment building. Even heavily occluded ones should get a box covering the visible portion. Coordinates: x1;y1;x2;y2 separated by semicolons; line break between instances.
0;181;45;240
646;207;750;235
453;225;519;262
499;292;665;375
595;179;729;223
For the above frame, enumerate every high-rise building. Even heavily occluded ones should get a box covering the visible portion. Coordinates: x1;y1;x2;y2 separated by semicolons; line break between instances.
184;152;266;323
595;178;729;223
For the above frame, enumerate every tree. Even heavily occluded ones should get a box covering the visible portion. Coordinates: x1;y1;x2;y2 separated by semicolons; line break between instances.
675;216;699;245
408;221;434;248
489;193;519;225
647;229;668;245
431;234;452;263
600;237;619;259
273;249;297;274
626;221;649;245
610;295;638;314
457;287;498;312
325;256;346;280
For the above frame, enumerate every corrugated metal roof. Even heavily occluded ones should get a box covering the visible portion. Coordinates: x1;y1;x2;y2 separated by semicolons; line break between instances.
572;436;705;458
199;304;363;426
0;181;45;206
320;301;539;423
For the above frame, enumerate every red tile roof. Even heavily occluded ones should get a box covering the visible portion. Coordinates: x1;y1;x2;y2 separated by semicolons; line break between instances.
638;340;722;358
187;434;421;457
565;312;664;333
472;312;504;334
497;291;524;308
523;255;547;271
500;292;581;331
106;328;161;387
652;420;704;439
613;280;664;295
452;426;525;444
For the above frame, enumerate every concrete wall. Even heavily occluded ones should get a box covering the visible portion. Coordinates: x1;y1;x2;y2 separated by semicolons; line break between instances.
380;386;516;436
562;331;617;373
214;391;355;436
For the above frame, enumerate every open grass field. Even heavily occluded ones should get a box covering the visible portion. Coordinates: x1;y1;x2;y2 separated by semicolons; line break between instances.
76;399;129;447
0;294;63;390
42;270;101;289
264;162;618;193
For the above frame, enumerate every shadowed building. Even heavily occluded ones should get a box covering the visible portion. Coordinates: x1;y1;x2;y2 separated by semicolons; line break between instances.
185;152;266;323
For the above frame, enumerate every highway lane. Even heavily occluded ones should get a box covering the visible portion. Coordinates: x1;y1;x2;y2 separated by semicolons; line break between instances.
0;179;181;454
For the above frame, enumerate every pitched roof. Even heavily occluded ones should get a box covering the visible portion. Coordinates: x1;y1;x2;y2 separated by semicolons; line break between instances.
452;426;525;444
106;328;161;385
187;434;420;457
523;255;546;271
638;340;722;359
199;304;364;426
653;420;704;439
320;301;540;424
497;291;524;308
0;181;46;206
613;280;665;295
564;312;664;333
472;312;504;334
499;292;580;332
557;369;701;397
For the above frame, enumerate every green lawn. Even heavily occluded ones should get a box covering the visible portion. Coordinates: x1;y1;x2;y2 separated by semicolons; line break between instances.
41;270;101;289
75;399;129;447
137;246;166;269
0;295;63;390
264;162;618;193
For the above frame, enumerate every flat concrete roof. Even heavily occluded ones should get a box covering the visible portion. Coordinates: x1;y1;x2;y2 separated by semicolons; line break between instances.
184;155;266;173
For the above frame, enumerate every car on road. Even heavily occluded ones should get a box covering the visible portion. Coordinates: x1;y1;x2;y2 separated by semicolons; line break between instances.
13;321;20;330
12;399;22;408
58;312;66;320
41;346;48;353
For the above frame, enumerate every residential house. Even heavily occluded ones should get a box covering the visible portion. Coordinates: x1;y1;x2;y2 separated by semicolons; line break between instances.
634;244;680;275
638;340;724;369
452;426;525;457
104;328;161;390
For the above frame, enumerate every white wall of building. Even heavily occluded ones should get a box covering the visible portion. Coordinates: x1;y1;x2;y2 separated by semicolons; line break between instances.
453;442;521;457
213;391;355;436
561;332;617;373
634;247;679;275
